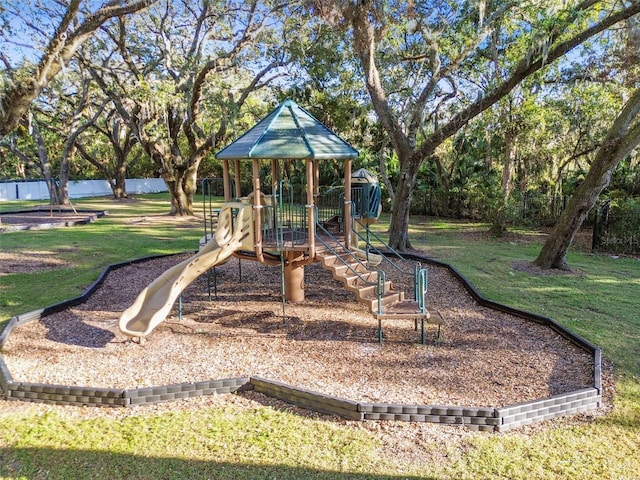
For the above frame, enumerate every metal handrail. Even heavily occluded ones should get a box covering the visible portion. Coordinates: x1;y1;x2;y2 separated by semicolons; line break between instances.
351;219;414;274
352;219;426;302
315;218;376;287
415;267;428;314
376;270;387;315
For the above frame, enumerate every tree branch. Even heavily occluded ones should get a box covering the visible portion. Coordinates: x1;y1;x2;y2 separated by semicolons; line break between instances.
413;0;640;164
0;0;155;136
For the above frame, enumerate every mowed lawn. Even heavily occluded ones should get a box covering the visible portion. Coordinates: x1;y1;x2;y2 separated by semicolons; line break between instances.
1;194;639;480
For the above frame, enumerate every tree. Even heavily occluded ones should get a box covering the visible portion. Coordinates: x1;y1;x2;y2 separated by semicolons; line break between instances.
75;107;139;199
0;0;156;136
312;0;640;250
0;72;103;206
85;0;290;215
0;115;59;203
534;87;640;270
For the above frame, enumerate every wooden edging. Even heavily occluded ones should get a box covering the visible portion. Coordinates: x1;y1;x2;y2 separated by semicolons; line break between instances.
0;252;602;432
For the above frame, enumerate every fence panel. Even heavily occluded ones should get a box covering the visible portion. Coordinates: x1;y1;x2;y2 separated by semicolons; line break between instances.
0;179;167;201
592;203;640;254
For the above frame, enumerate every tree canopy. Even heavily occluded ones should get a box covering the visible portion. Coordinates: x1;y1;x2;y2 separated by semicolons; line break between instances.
2;0;640;266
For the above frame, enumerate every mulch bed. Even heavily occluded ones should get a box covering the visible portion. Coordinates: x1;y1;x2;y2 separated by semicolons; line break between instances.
2;252;596;409
0;207;105;232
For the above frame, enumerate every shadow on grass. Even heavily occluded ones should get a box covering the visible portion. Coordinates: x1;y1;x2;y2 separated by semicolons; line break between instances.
0;447;431;480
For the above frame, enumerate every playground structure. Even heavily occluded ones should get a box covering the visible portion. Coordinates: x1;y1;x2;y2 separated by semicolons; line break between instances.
119;99;441;341
0;123;603;428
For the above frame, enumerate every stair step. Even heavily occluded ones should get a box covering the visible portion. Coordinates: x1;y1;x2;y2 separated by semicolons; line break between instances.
331;262;370;277
367;291;404;313
343;270;379;284
373;300;436;320
320;252;353;265
345;281;393;300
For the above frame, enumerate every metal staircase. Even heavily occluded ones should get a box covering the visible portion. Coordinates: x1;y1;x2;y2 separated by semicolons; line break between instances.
315;225;442;343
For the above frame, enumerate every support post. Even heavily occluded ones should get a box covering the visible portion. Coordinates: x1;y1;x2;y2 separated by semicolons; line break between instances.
344;158;352;249
234;159;242;199
313;159;320;197
306;159;315;260
284;250;305;302
252;159;263;262
271;160;279;196
222;160;231;202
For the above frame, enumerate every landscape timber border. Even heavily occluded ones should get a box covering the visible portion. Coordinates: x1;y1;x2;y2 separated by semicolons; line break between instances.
0;252;602;433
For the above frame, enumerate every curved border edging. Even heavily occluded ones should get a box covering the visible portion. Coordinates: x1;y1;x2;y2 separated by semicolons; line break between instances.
0;252;602;432
402;252;602;394
0;208;108;232
0;253;185;349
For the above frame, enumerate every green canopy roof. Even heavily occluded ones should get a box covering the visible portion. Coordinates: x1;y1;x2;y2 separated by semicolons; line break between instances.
215;99;359;160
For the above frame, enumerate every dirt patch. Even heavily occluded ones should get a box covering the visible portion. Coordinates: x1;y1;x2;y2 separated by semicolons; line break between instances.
0;250;71;275
126;214;202;229
511;260;585;277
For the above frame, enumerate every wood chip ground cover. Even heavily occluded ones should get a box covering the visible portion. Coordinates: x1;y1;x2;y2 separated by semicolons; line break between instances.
2;253;595;410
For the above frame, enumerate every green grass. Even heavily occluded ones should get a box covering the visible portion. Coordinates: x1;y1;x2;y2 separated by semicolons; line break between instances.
379;215;640;379
1;405;406;479
1;197;639;479
0;194;204;324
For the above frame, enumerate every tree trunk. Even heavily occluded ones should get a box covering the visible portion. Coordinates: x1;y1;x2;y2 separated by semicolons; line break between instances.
57;153;72;206
113;161;128;199
387;160;418;250
165;158;201;216
30;120;59;206
111;144;129;199
491;128;517;236
169;183;192;215
378;147;395;226
534;88;640;269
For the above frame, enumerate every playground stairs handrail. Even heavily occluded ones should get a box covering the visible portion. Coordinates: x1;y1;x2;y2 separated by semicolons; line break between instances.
352;219;414;274
315;221;377;288
316;221;426;321
352;219;427;303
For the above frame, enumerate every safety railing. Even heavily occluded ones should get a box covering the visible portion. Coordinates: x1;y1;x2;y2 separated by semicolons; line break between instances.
315;217;376;288
352;218;427;302
315;186;345;233
415;266;428;314
263;180;308;250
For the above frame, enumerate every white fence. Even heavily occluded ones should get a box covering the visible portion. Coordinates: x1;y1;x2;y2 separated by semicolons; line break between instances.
0;178;168;201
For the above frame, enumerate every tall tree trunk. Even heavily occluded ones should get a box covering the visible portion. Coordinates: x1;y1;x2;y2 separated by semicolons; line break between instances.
169;179;191;216
378;146;395;227
57;163;71;205
491;127;517;236
534;88;640;270
387;159;418;250
29;120;59;206
165;158;202;215
113;160;128;199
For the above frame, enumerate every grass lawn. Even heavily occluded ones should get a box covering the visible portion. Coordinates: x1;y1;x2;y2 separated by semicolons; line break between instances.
1;194;639;479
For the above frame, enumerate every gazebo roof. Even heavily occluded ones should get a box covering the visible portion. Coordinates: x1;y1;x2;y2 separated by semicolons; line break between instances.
215;99;359;160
